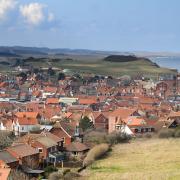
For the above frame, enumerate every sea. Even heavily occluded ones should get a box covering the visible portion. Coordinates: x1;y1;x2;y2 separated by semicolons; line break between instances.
150;57;180;72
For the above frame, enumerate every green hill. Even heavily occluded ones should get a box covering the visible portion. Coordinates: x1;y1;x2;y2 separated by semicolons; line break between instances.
0;54;177;77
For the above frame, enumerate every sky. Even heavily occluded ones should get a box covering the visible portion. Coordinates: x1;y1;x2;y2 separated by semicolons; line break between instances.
0;0;180;52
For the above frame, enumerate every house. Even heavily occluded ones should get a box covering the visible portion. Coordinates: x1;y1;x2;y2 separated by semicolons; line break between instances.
78;98;97;106
50;121;83;146
92;112;109;132
124;117;155;133
31;90;42;101
108;107;140;134
0;151;19;169
0;119;13;131
42;86;57;99
18;92;29;102
165;111;180;128
14;132;64;165
46;98;59;105
66;142;89;158
13;112;41;135
31;136;63;165
0;166;11;180
59;97;78;106
7;144;39;169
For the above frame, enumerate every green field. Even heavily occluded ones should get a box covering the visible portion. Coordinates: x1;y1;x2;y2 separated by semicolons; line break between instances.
84;139;180;180
0;55;176;77
28;58;176;77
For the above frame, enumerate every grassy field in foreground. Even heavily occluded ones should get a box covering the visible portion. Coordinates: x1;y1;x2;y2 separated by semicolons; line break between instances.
84;139;180;180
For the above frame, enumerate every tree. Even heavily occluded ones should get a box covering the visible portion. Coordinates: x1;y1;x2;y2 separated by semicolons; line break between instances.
33;68;40;74
79;116;94;132
0;131;15;150
47;67;55;76
58;72;66;80
17;72;27;81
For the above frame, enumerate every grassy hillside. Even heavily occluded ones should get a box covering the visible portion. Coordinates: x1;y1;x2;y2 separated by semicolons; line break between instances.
26;57;176;76
51;58;175;77
0;54;176;77
84;139;180;180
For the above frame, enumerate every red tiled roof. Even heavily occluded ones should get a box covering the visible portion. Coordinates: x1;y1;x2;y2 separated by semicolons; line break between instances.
79;98;97;105
7;144;39;158
46;98;59;104
66;142;89;152
168;111;180;117
17;117;38;125
15;112;39;119
124;117;146;126
44;86;57;93
110;107;137;119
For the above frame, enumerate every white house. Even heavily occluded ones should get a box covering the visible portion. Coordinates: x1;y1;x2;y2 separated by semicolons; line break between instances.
12;119;40;136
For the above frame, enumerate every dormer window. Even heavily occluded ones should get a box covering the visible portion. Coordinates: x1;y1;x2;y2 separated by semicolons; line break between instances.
38;148;43;153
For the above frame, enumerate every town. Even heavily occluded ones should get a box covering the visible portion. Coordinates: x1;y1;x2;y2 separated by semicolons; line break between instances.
0;62;179;179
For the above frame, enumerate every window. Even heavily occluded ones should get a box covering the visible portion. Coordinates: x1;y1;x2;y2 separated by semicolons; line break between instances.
62;137;65;144
115;117;118;123
21;126;24;130
38;148;43;153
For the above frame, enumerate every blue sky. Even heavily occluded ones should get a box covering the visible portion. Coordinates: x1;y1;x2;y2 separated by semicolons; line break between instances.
0;0;180;52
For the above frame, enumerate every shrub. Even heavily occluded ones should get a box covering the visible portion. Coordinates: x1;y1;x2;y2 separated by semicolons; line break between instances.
158;128;174;138
48;172;63;180
174;127;180;138
44;165;58;178
48;170;80;180
84;130;107;144
83;144;109;167
30;125;41;133
106;132;131;145
144;133;152;139
64;171;81;180
0;131;15;150
136;134;143;138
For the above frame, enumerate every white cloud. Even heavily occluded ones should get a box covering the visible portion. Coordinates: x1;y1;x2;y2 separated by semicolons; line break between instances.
19;3;45;26
0;0;17;20
48;12;55;22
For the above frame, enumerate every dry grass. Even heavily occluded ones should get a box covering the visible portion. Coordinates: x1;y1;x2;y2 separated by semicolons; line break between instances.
84;138;180;180
83;144;109;167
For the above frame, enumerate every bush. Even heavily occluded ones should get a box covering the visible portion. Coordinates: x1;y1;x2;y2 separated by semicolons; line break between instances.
0;131;15;150
106;132;131;145
158;129;174;138
83;143;109;167
48;170;80;180
64;171;81;180
48;172;63;180
84;130;107;144
30;125;41;133
174;127;180;138
144;133;152;139
44;166;58;178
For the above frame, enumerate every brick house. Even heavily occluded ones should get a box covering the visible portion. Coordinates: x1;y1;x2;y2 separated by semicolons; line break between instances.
0;151;19;169
50;121;83;146
7;144;39;169
108;107;140;134
14;132;64;165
